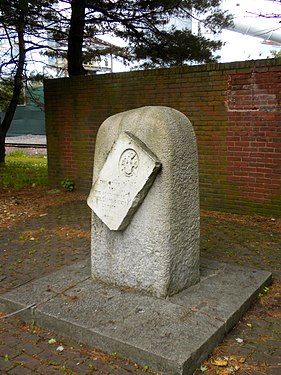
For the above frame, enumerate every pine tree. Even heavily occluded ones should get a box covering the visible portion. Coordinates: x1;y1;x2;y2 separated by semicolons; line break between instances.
67;0;232;75
0;0;231;161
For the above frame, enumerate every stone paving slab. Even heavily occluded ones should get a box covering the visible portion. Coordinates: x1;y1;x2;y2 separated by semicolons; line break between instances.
0;258;271;375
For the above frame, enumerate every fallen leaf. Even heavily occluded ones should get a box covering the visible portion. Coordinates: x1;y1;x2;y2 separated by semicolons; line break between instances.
235;338;243;343
48;338;56;344
238;357;246;363
218;370;231;375
200;365;208;372
211;358;228;367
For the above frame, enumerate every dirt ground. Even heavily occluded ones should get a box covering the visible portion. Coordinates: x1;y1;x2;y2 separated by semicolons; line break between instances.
0;187;87;229
2;186;281;232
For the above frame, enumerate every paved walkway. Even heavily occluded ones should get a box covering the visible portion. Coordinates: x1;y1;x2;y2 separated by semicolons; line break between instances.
5;135;47;157
6;135;47;145
0;200;281;374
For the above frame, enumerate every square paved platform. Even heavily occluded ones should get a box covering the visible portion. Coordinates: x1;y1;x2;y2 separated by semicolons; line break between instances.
0;259;271;375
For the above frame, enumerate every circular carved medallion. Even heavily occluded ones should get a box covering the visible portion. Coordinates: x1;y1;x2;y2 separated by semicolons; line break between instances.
119;148;139;177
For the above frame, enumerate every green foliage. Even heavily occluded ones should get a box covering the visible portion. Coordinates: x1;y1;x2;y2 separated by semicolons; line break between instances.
0;151;48;189
0;79;14;112
61;178;75;192
0;78;27;111
133;29;224;68
71;0;233;70
271;50;281;58
0;0;59;162
258;286;270;298
0;75;44;112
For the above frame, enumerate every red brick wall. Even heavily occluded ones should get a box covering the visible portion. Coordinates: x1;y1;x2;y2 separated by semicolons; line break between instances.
44;59;281;216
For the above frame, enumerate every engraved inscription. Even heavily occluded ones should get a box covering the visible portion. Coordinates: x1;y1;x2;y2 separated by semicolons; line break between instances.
94;179;131;210
119;148;139;177
87;131;161;231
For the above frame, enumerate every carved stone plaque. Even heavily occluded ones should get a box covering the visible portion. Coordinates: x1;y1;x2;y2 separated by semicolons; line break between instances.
87;131;161;231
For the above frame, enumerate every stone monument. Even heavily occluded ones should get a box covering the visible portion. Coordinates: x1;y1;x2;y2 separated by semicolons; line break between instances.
0;105;272;375
87;106;200;298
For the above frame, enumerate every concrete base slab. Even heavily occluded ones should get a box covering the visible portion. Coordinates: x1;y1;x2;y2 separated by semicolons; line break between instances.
0;259;272;375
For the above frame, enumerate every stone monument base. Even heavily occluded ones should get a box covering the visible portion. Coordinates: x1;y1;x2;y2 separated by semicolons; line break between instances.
0;259;271;375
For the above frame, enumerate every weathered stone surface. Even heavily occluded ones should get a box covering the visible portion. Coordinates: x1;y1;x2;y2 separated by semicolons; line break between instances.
89;106;200;298
0;259;272;375
87;131;161;231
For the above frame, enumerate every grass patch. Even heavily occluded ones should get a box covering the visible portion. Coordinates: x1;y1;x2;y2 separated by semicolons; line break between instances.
0;150;48;189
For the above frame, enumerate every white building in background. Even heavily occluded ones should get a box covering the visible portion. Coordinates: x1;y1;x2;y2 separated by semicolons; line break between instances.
0;30;119;79
43;36;117;78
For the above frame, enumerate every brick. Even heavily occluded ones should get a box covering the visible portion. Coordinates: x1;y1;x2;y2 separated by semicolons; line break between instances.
45;59;281;216
8;365;34;375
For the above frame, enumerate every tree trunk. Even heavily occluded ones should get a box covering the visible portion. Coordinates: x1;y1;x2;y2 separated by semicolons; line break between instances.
67;0;86;76
0;11;26;163
0;128;6;164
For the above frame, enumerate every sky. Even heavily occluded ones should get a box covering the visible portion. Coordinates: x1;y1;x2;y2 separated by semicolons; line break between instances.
218;0;281;62
25;0;281;74
109;0;281;71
